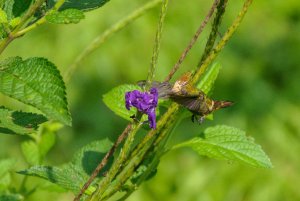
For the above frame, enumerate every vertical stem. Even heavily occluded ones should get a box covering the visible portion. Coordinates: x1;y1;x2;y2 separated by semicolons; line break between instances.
89;123;142;201
163;0;220;82
191;0;253;86
146;0;169;89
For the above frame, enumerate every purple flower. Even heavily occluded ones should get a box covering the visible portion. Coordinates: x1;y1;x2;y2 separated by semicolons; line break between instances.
125;88;158;129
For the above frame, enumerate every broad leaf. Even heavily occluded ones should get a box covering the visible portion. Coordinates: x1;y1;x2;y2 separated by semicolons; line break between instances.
103;84;142;121
19;139;113;193
0;106;47;135
0;57;71;125
12;0;32;17
47;0;110;12
197;62;221;94
173;125;273;168
46;9;84;24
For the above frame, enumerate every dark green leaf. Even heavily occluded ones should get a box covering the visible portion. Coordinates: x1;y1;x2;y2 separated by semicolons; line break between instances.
173;125;273;168
12;0;32;17
0;106;47;135
0;57;71;125
47;0;110;12
19;139;113;193
46;9;84;24
103;84;142;121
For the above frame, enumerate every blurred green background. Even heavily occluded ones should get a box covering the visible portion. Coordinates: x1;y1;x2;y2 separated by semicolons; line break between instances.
1;0;300;200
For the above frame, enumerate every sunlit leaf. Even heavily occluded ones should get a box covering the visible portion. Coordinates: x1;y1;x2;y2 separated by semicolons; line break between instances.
173;125;273;168
46;9;84;24
103;84;142;121
0;57;71;125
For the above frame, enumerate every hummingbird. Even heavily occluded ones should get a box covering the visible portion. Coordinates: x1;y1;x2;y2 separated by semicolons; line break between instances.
138;72;233;123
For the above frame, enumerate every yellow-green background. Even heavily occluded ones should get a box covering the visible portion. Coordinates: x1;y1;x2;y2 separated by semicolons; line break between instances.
1;0;300;200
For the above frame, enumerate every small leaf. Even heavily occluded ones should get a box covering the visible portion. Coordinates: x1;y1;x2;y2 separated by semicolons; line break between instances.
47;0;110;12
0;57;71;125
9;17;20;28
21;140;40;165
197;62;221;94
19;139;113;193
39;130;56;159
0;194;24;201
103;84;142;121
173;125;273;168
0;106;47;135
46;9;84;24
2;0;14;21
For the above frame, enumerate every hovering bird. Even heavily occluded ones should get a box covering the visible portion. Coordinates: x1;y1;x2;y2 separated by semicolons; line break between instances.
138;72;233;123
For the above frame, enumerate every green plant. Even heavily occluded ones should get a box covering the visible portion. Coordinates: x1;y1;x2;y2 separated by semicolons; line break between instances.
0;0;272;201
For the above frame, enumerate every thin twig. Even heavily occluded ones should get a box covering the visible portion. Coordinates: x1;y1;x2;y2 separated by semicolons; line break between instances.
163;0;220;82
73;124;133;201
64;0;163;83
146;0;169;89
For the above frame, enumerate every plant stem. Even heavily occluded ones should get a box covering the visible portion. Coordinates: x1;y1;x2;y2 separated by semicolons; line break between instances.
163;0;220;82
64;0;163;83
73;124;133;201
146;0;169;89
0;0;65;55
191;0;253;85
89;122;142;201
198;0;228;65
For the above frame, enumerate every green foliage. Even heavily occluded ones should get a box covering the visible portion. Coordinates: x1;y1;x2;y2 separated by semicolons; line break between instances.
103;84;142;121
0;8;7;23
46;9;85;24
21;140;40;165
0;57;71;126
0;106;47;135
0;194;23;201
12;0;32;17
174;125;272;168
19;139;113;193
1;0;14;21
47;0;110;12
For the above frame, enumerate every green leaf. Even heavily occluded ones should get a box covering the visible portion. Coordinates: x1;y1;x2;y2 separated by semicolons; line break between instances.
19;139;113;193
47;0;110;12
21;140;40;165
197;62;221;94
39;130;56;159
0;106;47;135
46;9;84;24
173;125;273;168
2;0;14;21
0;194;23;201
0;57;71;125
103;84;142;121
12;0;32;17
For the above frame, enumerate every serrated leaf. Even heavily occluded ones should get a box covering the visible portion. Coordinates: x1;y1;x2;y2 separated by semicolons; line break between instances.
0;194;23;201
0;57;71;125
47;0;110;12
197;62;221;94
103;84;142;121
19;139;113;193
174;125;273;168
0;106;47;135
21;140;40;165
46;9;84;24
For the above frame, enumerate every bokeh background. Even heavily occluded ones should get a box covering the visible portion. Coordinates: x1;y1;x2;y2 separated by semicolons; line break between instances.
1;0;300;200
